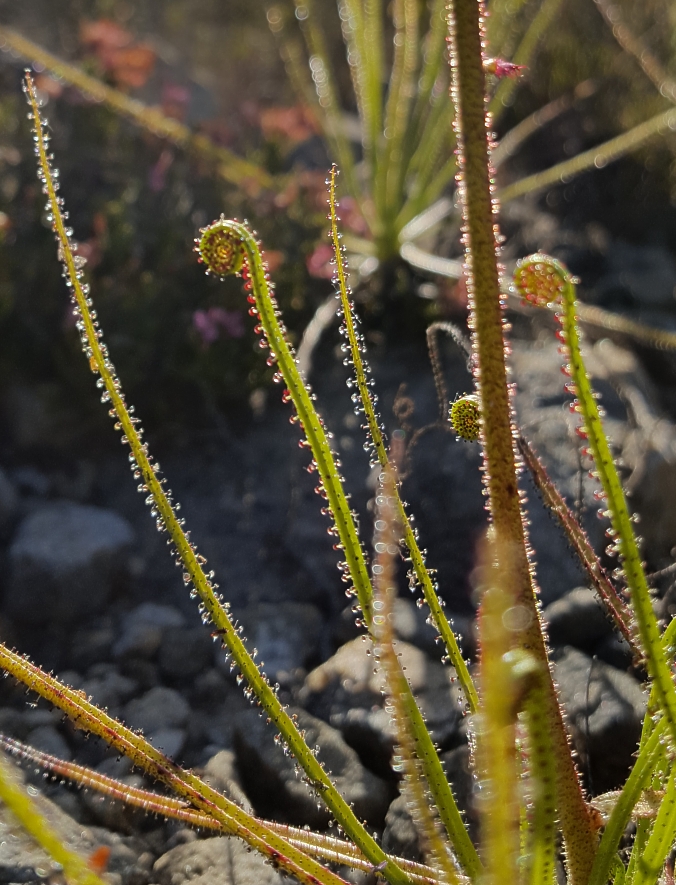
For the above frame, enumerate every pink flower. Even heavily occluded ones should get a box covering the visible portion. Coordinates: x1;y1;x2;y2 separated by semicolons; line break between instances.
193;307;245;348
306;243;334;279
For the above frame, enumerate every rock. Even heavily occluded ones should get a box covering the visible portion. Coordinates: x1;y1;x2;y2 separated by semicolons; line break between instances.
113;604;186;660
24;725;71;761
233;706;392;827
80;664;138;717
158;626;212;681
382;794;422;862
228;602;323;680
123;686;190;734
0;468;17;535
392;597;474;660
68;623;116;669
146;727;186;759
0;758;150;885
440;744;476;831
153;836;284;885
299;636;464;776
553;647;646;791
7;501;134;624
543;587;614;651
80;770;148;833
202;749;251;811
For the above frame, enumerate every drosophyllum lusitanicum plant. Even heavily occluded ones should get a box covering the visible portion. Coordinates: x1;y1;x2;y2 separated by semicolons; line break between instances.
3;2;676;884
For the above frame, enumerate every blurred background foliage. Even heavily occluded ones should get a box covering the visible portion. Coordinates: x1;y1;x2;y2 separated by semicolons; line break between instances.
1;0;676;450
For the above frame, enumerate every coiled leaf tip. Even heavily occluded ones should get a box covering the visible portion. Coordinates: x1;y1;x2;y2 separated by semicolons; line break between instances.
450;394;481;441
513;253;570;307
196;219;245;277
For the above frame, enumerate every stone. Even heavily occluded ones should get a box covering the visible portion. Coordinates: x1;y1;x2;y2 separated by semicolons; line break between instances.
7;501;134;624
233;706;392;827
202;749;251;811
553;646;646;791
381;794;422;862
543;587;614;651
146;727;186;759
24;725;71;762
153;836;284;885
158;626;212;681
0;467;17;536
299;637;464;776
123;686;190;734
113;604;186;660
80;665;139;717
0;758;149;885
228;602;323;680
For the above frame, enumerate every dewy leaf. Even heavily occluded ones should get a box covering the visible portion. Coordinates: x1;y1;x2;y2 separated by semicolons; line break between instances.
195;213;480;880
513;254;676;749
0;644;349;885
0;735;450;885
328;165;478;712
446;2;597;879
371;462;462;885
22;70;408;885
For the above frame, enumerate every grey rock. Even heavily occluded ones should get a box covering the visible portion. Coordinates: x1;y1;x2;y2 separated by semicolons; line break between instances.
24;725;71;761
0;468;17;534
234;706;392;827
123;686;190;734
544;587;614;651
69;623;116;669
153;836;284;885
393;597;474;660
81;665;138;716
229;602;323;679
7;501;134;624
0;759;149;885
299;637;464;776
146;727;186;759
80;772;148;833
202;749;251;811
554;646;646;791
159;626;212;681
114;603;185;660
382;794;422;862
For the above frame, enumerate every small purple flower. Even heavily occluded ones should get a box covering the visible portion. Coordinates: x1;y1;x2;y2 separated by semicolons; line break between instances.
193;306;245;348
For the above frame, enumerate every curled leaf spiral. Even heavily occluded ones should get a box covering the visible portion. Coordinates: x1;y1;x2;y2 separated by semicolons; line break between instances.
513;253;569;307
450;394;481;441
196;218;245;277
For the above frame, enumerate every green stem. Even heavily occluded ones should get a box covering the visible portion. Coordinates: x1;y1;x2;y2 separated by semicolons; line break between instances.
198;216;480;880
0;753;107;885
371;467;460;884
0;734;447;885
0;645;349;885
329;166;478;712
26;72;408;885
499;104;676;205
514;254;676;749
446;3;597;882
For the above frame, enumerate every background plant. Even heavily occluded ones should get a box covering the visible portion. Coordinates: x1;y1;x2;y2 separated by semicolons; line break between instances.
3;3;676;885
